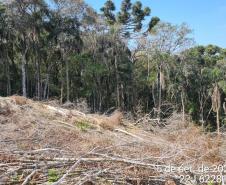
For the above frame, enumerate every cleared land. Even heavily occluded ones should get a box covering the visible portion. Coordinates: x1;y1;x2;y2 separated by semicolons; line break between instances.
0;96;225;185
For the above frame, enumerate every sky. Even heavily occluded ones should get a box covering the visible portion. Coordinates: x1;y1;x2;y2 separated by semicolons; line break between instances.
84;0;226;48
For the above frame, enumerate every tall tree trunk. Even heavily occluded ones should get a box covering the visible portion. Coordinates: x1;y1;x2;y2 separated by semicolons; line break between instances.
60;80;64;104
21;52;27;97
6;65;11;96
145;52;150;111
37;60;41;99
6;54;11;96
60;63;64;104
43;73;49;99
121;83;125;110
65;57;70;102
152;84;156;108
200;105;204;130
199;91;205;130
212;84;221;135
99;92;102;111
93;91;96;112
217;109;220;135
106;76;111;109
181;91;185;124
43;63;52;100
35;58;41;100
47;83;50;99
147;52;150;78
114;55;120;108
157;64;162;120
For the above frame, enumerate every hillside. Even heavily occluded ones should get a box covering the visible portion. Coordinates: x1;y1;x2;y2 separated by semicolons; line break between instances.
0;96;225;185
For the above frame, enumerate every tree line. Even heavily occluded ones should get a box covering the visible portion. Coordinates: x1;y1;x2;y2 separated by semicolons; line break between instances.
0;0;226;132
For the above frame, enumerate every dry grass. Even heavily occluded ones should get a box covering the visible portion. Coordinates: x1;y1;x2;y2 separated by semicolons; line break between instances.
91;110;123;130
10;95;29;105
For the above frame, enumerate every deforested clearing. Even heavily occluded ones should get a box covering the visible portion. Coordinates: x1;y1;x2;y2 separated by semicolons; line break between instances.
0;96;225;185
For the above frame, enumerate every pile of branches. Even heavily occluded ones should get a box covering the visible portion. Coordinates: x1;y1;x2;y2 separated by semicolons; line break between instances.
0;96;225;185
0;146;204;185
0;128;224;185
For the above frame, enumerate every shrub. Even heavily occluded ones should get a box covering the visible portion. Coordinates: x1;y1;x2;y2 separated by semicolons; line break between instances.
48;169;60;182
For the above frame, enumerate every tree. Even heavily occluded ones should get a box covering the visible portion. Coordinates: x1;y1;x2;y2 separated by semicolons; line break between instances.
0;2;11;96
4;0;50;97
100;0;159;109
133;22;194;120
181;45;225;131
212;84;221;135
101;0;160;38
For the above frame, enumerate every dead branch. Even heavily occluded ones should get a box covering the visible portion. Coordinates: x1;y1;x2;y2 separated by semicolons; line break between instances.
114;128;145;141
52;158;82;185
21;169;38;185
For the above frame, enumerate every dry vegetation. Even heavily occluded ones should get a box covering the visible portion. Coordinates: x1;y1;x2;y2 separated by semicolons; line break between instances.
0;96;225;185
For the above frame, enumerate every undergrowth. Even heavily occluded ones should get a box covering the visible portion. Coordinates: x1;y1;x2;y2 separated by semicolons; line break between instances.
48;169;60;183
75;120;92;132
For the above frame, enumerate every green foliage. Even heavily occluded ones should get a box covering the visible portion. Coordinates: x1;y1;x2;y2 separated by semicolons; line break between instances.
181;45;226;128
117;0;132;24
48;169;60;183
100;0;116;25
207;180;214;185
148;71;158;85
75;121;92;132
218;80;226;93
148;17;160;32
101;0;159;37
10;173;19;182
211;67;222;80
0;3;5;15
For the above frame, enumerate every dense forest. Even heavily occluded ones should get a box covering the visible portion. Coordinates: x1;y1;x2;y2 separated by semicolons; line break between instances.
0;0;226;132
